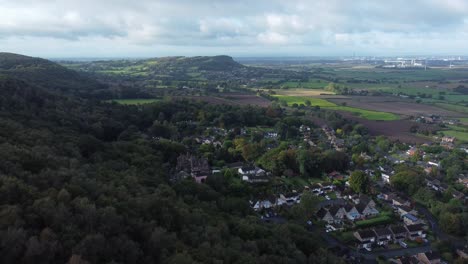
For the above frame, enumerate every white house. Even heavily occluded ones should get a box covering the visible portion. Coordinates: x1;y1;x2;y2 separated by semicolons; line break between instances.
238;166;268;183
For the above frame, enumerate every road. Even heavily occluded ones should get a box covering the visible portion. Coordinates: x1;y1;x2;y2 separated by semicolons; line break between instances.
360;245;432;260
318;229;432;261
416;204;466;248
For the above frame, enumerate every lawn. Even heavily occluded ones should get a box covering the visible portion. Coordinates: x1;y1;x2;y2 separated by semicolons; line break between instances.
278;177;310;189
273;95;399;121
108;98;162;105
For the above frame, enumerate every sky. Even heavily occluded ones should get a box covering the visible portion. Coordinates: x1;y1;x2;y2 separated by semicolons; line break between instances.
1;0;468;58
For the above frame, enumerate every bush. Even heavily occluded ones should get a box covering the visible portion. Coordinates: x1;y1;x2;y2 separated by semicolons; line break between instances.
355;215;392;228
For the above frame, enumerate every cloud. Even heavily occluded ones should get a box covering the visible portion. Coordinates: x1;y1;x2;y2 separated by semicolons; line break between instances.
0;0;467;56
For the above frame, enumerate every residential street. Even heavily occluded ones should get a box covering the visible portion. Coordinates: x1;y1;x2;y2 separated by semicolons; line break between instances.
318;229;433;261
416;204;466;248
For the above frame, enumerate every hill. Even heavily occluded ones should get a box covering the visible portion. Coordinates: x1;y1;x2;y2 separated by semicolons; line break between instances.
0;52;108;98
146;55;245;71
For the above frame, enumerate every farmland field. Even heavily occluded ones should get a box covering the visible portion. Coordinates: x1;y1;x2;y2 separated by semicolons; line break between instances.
273;95;399;121
435;103;468;114
274;89;335;96
338;111;438;143
326;96;464;117
442;130;468;142
279;79;327;89
109;98;162;105
441;125;468;142
459;117;468;125
273;95;336;107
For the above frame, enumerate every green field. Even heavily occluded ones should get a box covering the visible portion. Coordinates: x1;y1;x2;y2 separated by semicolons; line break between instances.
459;117;468;125
435;103;468;114
274;95;399;121
332;106;399;121
274;95;336;107
442;125;468;142
108;98;162;105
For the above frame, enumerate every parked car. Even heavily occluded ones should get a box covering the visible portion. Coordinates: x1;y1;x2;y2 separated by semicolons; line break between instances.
399;241;408;248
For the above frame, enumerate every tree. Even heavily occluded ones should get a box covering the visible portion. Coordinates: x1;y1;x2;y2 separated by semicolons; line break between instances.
390;169;424;195
290;192;320;221
349;171;369;193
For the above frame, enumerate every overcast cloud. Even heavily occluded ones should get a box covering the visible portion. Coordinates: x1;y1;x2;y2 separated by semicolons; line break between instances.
1;0;468;57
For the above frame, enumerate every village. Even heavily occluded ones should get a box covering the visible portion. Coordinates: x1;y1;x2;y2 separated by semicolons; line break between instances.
169;114;467;263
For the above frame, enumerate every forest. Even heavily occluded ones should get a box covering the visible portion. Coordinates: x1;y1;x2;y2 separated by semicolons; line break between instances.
0;67;346;263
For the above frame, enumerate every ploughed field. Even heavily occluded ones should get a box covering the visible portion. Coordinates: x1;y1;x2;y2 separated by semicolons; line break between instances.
326;96;464;118
338;112;438;143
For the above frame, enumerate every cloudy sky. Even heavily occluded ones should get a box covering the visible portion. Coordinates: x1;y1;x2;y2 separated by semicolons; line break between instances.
1;0;468;58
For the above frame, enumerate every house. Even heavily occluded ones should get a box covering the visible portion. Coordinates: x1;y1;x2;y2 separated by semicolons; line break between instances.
390;225;408;242
382;173;391;183
396;205;418;217
452;190;465;200
280;193;301;205
457;176;468;188
227;162;244;169
354;230;376;250
238;166;269;183
175;154;211;183
253;200;274;211
316;206;346;224
403;214;422;225
317;208;334;223
264;132;278;139
329;206;347;223
356;194;377;208
417;251;441;264
426;179;447;192
407;146;419;156
357;202;379;217
311;184;323;196
299;125;311;133
456;248;468;259
373;227;393;246
390;256;421;264
328;171;345;180
320;183;335;193
406;224;426;241
345;204;361;221
441;136;455;143
382;191;397;201
393;197;411;207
